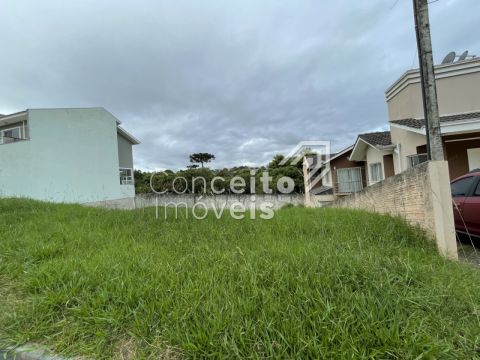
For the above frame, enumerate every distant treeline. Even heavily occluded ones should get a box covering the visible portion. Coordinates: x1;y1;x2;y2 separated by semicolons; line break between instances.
134;154;305;195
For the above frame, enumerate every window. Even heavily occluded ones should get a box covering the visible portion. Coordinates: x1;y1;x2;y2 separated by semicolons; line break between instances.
467;148;480;171
337;167;363;193
407;153;428;168
0;127;21;144
369;163;383;183
475;181;480;196
451;177;474;197
119;168;133;185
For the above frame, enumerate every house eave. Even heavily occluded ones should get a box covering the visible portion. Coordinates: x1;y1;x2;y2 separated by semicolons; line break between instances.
328;145;354;162
349;138;394;161
390;118;480;136
349;138;370;161
117;126;140;145
0;111;28;126
390;122;426;135
441;118;480;135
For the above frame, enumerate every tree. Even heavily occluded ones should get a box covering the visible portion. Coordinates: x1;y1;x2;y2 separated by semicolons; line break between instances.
267;154;285;169
189;153;215;168
186;164;199;169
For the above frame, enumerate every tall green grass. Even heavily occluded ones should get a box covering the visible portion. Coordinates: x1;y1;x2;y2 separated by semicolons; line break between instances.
0;198;479;359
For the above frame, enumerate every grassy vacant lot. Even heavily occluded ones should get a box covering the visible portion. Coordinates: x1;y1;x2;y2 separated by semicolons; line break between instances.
0;199;479;359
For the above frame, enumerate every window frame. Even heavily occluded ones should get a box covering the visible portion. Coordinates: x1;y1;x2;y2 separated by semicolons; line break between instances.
337;167;363;193
119;167;134;185
369;162;383;184
473;177;480;196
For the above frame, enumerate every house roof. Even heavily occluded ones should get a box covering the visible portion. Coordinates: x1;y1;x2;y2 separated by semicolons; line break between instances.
390;112;480;130
358;131;392;147
117;125;141;145
329;145;354;162
304;145;355;170
349;131;393;162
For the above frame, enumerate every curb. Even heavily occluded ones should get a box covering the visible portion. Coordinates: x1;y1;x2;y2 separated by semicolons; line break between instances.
0;345;71;360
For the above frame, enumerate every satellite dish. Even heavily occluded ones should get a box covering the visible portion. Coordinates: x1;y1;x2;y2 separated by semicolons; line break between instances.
458;50;469;62
441;51;456;64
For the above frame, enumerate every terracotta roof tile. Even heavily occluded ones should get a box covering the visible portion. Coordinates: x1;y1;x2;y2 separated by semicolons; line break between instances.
358;131;392;147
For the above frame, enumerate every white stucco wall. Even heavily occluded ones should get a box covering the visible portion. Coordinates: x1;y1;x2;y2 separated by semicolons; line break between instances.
390;125;427;174
0;108;135;203
365;147;393;186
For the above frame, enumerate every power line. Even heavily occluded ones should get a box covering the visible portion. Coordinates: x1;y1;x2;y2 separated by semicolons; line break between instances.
390;0;401;10
391;0;440;10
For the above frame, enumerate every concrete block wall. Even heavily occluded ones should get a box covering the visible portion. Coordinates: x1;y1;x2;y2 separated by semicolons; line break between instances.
135;193;305;210
86;194;305;211
310;194;336;207
330;161;457;259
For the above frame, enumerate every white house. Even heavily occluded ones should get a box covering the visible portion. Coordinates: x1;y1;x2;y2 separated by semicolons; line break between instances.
0;107;140;205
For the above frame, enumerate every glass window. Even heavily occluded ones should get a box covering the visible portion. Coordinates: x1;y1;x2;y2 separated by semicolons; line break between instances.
475;180;480;196
119;168;133;185
369;163;383;183
337;167;363;193
451;177;474;197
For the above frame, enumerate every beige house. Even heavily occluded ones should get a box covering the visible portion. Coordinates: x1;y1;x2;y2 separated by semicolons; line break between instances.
350;57;480;181
304;56;480;201
349;131;395;186
304;146;360;195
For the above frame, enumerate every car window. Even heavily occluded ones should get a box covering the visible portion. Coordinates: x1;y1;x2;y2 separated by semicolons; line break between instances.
475;181;480;196
451;177;474;197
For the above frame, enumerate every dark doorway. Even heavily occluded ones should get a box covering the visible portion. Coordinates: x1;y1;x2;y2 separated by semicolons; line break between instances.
383;154;395;178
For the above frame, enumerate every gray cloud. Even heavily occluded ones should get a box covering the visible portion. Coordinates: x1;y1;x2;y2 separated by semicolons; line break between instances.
1;0;479;170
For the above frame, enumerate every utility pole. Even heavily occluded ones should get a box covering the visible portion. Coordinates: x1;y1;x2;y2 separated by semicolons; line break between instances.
413;0;445;161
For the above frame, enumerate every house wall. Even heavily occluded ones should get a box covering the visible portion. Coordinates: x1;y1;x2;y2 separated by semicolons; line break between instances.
390;124;480;179
330;161;457;259
330;151;366;191
117;133;134;169
390;125;427;174
365;147;393;185
387;69;480;121
0;108;135;203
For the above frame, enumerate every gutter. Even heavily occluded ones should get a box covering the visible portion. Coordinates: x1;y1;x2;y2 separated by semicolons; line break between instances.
377;144;396;151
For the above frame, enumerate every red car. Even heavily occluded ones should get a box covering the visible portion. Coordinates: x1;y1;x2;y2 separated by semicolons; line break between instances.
451;171;480;238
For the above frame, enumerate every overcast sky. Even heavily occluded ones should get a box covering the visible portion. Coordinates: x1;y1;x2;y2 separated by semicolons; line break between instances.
1;0;479;170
